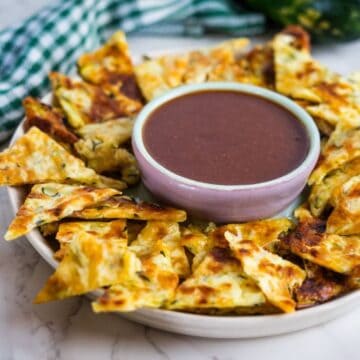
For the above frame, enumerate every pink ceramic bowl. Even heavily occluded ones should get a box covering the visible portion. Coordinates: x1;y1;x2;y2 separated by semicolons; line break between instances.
132;82;320;222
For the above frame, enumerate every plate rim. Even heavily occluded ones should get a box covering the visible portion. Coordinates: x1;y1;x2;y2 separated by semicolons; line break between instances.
5;48;360;338
7;101;360;338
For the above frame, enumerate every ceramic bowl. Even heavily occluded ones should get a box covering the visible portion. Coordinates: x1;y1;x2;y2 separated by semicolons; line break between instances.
132;82;320;222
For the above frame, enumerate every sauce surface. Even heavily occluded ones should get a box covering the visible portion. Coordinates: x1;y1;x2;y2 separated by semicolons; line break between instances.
143;90;309;185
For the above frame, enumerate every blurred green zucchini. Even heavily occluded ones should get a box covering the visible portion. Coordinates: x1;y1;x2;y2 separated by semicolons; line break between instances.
244;0;360;42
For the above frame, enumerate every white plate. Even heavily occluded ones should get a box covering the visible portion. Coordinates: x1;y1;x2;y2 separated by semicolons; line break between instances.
6;50;360;338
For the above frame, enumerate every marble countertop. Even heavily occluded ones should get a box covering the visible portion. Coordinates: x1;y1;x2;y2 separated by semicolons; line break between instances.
1;2;360;359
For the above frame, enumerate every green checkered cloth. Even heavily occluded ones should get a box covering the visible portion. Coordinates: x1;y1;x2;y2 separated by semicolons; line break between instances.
0;0;264;143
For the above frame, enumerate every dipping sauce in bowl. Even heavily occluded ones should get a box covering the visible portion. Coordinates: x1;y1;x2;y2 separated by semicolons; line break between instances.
133;82;320;222
143;91;309;185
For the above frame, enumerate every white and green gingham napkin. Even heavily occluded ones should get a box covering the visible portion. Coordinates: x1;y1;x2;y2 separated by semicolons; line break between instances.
0;0;264;143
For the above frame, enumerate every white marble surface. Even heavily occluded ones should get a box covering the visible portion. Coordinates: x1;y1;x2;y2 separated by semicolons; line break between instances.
1;1;360;359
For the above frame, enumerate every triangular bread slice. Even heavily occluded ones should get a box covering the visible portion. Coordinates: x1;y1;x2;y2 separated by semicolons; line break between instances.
92;252;178;312
50;72;141;129
212;218;293;252
34;228;138;303
168;247;266;312
135;38;249;101
77;31;143;103
286;215;360;274
54;220;127;261
0;127;126;189
129;221;190;278
93;221;183;312
309;157;360;216
309;127;360;186
226;234;305;313
76;117;134;146
74;118;139;184
5;183;119;240
23;97;78;144
274;30;360;135
327;175;360;235
71;196;187;222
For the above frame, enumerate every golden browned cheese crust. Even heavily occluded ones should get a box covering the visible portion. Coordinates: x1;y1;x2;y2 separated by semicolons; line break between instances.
71;195;187;222
54;220;128;261
73;117;140;185
135;38;249;101
75;139;139;182
309;156;360;217
5;183;119;240
39;222;60;237
78;31;143;102
0;127;126;190
286;216;360;274
34;227;137;303
76;117;134;144
129;221;190;277
295;261;347;308
212;218;293;252
50;72;141;129
235;43;275;88
280;25;311;52
273;27;360;144
180;225;212;270
309;128;360;186
93;221;182;312
226;235;305;313
168;247;267;311
327;175;360;234
23;97;78;144
273;30;327;102
92;253;179;312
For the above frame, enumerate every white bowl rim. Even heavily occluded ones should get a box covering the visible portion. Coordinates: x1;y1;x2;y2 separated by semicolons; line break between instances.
133;82;321;191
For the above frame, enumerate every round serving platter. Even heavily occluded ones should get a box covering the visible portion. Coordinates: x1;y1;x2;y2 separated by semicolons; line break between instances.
6;50;360;339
